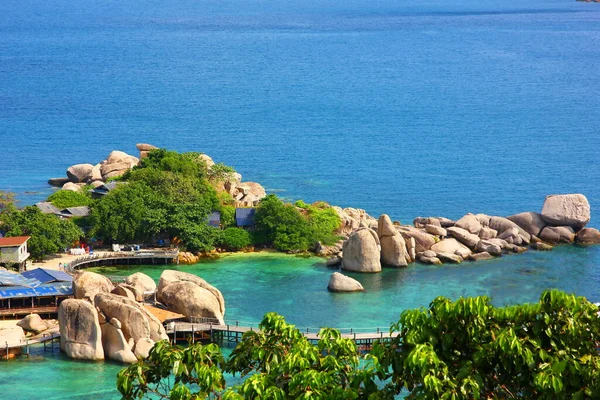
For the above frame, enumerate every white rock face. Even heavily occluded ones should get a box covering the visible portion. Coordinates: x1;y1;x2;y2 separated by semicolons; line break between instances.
100;317;138;364
59;299;104;361
341;228;382;273
327;272;364;292
541;194;591;228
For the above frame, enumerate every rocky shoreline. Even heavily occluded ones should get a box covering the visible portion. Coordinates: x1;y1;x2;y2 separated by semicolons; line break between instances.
319;194;598;281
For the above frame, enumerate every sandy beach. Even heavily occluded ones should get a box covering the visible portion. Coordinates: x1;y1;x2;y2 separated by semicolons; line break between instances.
28;251;113;271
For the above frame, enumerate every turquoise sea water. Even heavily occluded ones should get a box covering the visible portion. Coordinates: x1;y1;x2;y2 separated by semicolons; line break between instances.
1;0;600;398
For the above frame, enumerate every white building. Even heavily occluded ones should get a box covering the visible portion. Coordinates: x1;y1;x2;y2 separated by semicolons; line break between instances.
0;236;31;265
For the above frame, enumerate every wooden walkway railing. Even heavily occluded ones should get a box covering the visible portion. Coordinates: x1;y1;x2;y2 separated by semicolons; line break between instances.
65;250;179;273
3;332;60;360
166;318;399;346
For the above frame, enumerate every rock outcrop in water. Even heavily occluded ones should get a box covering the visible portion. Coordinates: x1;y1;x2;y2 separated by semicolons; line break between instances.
59;270;227;363
334;193;596;271
327;272;364;292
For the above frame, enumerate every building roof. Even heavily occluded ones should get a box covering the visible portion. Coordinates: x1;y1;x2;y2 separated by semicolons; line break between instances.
0;270;39;287
58;206;90;218
89;181;125;195
0;281;72;299
36;202;61;214
0;236;30;248
235;208;256;227
21;268;73;284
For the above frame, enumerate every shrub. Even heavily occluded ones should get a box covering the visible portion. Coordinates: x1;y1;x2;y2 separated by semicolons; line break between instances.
47;190;92;209
218;227;251;251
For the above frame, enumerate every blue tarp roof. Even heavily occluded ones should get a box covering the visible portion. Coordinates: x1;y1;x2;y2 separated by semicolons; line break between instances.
0;270;39;287
0;282;72;299
235;208;256;227
21;268;73;284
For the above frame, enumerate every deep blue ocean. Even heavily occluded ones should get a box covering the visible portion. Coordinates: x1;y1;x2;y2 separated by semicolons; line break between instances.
1;1;599;397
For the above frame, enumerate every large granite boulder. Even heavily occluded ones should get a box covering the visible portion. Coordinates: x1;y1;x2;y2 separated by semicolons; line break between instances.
377;214;396;237
539;226;575;244
160;281;225;324
136;143;158;151
474;214;492;227
111;285;138;302
17;314;48;333
327;272;364;292
100;317;137;364
478;227;497;240
454;214;482;235
541;194;590;228
199;154;215;168
125;272;157;300
436;252;463;264
101;161;132;180
94;293;168;344
61;182;83;192
475;240;503;256
157;270;225;316
106;150;139;166
430;238;472;257
397;226;436;253
66;163;94;183
576;228;600;245
231;182;266;207
380;235;409;267
333;207;376;235
90;163;103;182
425;224;447;237
507;212;546;237
58;299;104;360
73;271;114;301
488;217;531;243
447;227;480;248
341;228;381;273
414;217;455;228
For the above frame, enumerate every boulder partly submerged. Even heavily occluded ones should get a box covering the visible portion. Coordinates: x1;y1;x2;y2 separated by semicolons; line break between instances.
59;299;104;361
541;194;590;228
327;272;364;292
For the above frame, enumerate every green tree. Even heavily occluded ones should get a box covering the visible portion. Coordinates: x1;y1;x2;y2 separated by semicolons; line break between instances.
218;227;251;251
47;190;92;209
117;313;383;400
371;289;600;399
0;206;83;260
254;195;313;252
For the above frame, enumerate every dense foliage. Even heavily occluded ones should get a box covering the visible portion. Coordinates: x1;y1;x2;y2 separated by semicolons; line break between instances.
0;201;83;261
254;195;341;252
90;149;222;252
47;189;92;209
117;290;600;399
218;227;252;251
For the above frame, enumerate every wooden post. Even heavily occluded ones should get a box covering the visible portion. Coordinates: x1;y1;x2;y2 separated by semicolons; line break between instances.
5;341;8;360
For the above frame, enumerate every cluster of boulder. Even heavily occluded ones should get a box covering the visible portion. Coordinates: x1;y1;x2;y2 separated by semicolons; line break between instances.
322;194;598;290
58;269;224;363
48;143;267;207
48;148;143;191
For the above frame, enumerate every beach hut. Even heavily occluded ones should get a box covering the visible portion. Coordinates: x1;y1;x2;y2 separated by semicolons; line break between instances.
235;208;256;229
208;211;221;228
36;202;61;215
0;269;73;318
0;236;31;271
56;206;90;218
89;181;125;198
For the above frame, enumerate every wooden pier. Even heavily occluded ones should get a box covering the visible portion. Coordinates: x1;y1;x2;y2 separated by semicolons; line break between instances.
66;250;179;272
166;320;399;348
2;332;60;360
